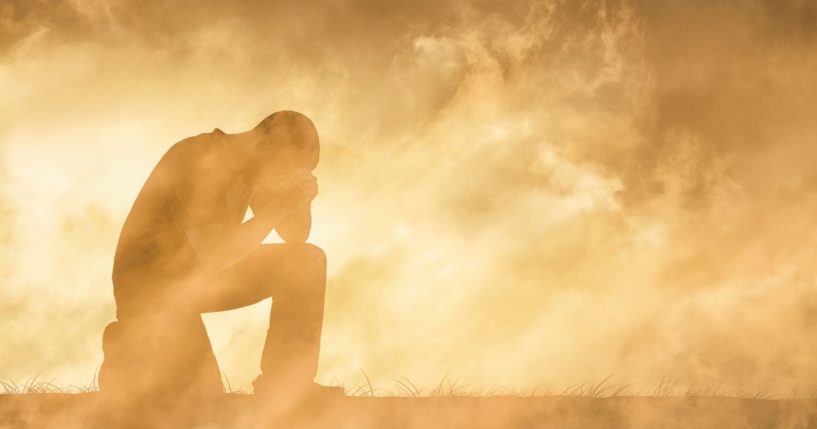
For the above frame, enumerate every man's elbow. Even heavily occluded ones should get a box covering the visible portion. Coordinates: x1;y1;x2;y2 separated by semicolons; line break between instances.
277;228;310;243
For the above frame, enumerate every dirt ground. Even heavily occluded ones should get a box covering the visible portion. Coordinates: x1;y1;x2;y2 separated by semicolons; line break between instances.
1;392;816;428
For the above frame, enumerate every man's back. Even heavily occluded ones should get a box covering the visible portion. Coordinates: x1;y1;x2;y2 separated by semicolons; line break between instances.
112;129;251;314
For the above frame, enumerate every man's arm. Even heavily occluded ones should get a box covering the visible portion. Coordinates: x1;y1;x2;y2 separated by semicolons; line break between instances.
186;207;288;272
186;172;317;271
275;206;311;243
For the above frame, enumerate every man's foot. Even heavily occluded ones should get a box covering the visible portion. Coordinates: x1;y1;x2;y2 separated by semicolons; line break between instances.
302;383;346;402
252;379;345;425
253;376;345;402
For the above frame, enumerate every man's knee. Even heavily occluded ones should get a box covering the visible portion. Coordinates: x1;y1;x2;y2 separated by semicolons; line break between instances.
286;243;326;268
300;243;326;265
259;243;326;271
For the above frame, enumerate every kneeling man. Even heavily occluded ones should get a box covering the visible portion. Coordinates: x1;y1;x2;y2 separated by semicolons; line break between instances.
103;110;339;401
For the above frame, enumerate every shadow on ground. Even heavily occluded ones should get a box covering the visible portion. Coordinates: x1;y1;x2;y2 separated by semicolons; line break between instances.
1;393;816;428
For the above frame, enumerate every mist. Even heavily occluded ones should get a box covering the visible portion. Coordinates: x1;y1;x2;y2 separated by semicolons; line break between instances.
2;0;816;394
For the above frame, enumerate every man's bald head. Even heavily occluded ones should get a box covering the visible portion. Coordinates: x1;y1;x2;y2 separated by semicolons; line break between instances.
256;110;319;153
250;110;320;178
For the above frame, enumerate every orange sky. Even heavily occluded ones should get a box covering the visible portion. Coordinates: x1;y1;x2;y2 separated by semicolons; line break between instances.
2;0;817;394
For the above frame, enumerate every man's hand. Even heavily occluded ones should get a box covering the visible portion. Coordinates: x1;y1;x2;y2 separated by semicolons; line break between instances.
187;169;318;272
253;169;317;219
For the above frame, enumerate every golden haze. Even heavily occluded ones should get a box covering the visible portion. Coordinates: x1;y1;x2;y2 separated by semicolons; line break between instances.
1;0;816;394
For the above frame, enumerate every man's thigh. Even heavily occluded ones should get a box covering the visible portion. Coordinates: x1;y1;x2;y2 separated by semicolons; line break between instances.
195;242;326;313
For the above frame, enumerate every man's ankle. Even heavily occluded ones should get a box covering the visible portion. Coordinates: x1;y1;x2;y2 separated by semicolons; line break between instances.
253;376;344;397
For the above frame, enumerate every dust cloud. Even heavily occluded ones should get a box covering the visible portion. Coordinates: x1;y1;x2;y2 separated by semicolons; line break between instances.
1;0;816;395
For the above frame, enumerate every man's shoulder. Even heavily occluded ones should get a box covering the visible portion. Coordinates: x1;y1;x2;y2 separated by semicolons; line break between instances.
159;130;224;169
167;130;221;154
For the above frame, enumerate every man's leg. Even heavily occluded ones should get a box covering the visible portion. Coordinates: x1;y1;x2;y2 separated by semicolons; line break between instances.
105;274;224;399
196;243;328;392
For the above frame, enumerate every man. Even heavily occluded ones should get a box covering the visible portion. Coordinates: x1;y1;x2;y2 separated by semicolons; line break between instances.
101;110;340;402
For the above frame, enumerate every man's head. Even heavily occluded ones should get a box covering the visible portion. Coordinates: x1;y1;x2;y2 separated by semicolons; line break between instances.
248;111;320;213
254;110;320;174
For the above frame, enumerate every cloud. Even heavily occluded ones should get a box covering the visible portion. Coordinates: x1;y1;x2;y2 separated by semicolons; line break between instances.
1;0;816;394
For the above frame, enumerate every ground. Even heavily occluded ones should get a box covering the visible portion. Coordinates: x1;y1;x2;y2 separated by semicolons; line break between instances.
1;393;816;428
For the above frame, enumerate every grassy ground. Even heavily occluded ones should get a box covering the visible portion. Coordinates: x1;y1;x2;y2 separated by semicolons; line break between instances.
2;389;817;428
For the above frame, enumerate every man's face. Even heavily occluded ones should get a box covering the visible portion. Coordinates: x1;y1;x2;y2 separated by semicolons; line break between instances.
249;145;318;212
250;117;319;195
257;142;318;177
249;142;317;213
264;121;318;168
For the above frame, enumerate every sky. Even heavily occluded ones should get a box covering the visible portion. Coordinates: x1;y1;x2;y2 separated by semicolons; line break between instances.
2;0;817;395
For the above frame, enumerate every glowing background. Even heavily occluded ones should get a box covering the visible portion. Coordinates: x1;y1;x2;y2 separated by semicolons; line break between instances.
2;0;816;394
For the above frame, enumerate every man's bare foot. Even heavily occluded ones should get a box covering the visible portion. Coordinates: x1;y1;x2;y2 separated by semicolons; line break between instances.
302;383;346;402
253;376;345;402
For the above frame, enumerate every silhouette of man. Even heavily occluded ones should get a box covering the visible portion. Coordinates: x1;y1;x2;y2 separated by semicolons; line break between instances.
103;111;340;401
